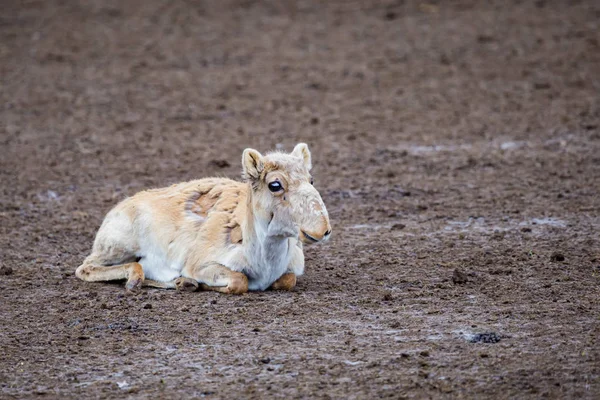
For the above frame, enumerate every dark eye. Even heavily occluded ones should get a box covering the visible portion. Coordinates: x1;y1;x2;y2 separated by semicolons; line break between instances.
268;181;283;192
310;177;314;185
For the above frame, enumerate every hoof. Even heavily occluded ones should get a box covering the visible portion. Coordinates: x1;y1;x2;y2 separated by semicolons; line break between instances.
227;274;249;295
75;265;91;281
175;277;199;292
271;273;296;291
126;278;143;292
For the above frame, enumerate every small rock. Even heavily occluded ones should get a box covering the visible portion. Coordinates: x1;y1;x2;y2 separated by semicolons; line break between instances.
550;252;565;262
382;291;394;301
260;357;271;364
452;269;468;284
520;227;532;233
390;223;406;231
143;303;152;309
419;351;430;357
389;321;401;329
491;231;505;240
209;159;230;168
533;82;551;90
384;10;397;20
439;54;451;65
306;82;325;91
0;266;13;275
469;332;501;344
477;34;495;43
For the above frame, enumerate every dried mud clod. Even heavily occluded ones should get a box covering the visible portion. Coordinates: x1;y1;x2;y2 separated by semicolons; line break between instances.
209;159;231;168
469;332;502;344
0;266;13;276
390;223;406;231
452;269;468;284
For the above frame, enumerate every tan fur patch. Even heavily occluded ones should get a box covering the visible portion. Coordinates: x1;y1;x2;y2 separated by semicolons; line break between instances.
187;190;218;218
229;224;243;244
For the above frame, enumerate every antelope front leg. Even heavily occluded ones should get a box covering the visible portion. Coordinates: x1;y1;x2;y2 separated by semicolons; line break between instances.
187;263;248;295
269;273;296;291
143;277;199;292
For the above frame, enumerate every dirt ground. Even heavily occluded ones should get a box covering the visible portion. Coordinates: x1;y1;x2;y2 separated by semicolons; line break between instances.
1;0;599;398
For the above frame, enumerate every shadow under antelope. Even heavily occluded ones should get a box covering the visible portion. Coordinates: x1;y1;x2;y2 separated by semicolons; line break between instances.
75;143;331;294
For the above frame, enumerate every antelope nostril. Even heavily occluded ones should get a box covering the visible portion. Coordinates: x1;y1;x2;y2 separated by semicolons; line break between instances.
302;231;319;243
324;229;331;236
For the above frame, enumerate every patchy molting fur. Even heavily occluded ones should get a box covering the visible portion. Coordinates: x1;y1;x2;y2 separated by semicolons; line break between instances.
76;143;331;293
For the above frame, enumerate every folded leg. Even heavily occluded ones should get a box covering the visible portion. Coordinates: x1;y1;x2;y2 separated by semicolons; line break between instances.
187;263;248;295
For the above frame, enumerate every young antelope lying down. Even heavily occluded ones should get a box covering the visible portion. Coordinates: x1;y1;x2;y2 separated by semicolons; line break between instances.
76;143;331;294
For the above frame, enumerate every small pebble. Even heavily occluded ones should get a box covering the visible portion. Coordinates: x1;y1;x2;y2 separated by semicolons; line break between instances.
469;332;501;344
452;269;468;284
0;266;13;275
390;223;406;231
382;292;394;301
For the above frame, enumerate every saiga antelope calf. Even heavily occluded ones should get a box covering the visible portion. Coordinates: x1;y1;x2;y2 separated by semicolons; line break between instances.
76;143;331;294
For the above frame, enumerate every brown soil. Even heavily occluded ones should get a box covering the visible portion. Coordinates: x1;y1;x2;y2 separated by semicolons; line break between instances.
1;1;599;398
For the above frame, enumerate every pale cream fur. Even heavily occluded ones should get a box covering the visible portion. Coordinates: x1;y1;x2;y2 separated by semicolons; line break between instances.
75;143;331;294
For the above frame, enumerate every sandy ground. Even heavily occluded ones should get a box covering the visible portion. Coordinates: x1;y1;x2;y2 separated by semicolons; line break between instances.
1;0;599;398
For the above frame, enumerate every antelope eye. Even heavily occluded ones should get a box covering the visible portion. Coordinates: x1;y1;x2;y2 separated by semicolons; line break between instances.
310;177;314;185
268;181;283;192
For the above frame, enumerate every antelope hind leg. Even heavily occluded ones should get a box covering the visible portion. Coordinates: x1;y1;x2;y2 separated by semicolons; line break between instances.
269;273;297;291
76;256;144;291
190;264;248;295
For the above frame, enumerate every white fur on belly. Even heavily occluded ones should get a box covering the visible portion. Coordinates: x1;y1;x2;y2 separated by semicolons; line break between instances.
138;253;182;281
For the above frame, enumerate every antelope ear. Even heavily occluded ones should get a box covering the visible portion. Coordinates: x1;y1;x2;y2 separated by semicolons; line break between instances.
292;143;312;171
242;148;264;181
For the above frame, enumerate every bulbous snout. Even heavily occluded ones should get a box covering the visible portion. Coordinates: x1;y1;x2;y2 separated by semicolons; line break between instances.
300;227;331;243
298;195;332;244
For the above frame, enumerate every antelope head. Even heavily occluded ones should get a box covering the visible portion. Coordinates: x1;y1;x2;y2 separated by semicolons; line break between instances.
242;143;331;244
